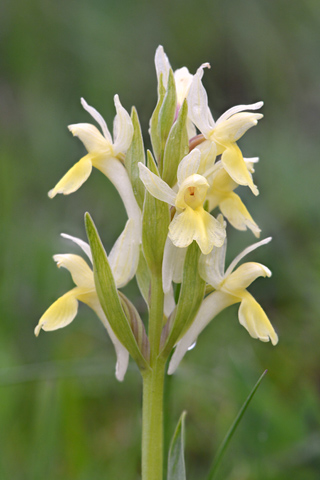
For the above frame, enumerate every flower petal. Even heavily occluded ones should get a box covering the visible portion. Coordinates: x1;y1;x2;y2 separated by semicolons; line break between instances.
174;66;193;105
53;254;94;288
35;289;80;336
221;144;259;196
81;97;112;143
223;262;271;293
162;237;187;293
48;156;93;198
216;101;264;125
138;162;176;206
238;292;278;345
96;157;142;240
109;219;139;288
155;45;171;89
177;149;201;185
169;207;225;254
199;225;227;287
168;290;238;374
225;237;272;278
112;95;134;156
214;112;263;143
68;123;112;154
79;292;130;381
219;192;261;237
187;64;215;137
61;233;92;264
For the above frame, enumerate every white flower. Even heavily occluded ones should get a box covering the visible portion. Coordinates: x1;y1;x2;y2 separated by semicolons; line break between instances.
35;219;139;381
188;65;263;195
168;235;278;374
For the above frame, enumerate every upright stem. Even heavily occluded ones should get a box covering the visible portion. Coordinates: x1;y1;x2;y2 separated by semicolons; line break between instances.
141;359;166;480
141;272;166;480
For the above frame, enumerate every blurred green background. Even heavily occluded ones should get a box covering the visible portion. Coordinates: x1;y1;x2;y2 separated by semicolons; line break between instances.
1;0;320;478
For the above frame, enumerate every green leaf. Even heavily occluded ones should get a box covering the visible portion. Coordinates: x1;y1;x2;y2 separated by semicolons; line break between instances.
161;241;205;356
162;100;189;188
158;69;177;172
85;212;150;372
136;246;151;306
167;411;187;480
142;151;170;275
150;73;166;162
124;107;145;210
206;370;268;480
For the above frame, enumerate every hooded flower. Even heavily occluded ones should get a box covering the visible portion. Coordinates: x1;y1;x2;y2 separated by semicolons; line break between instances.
35;219;138;381
48;96;142;239
154;45;210;138
168;231;278;374
138;149;226;255
187;65;263;196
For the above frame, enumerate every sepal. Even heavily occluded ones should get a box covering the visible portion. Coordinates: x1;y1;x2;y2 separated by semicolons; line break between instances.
157;69;177;171
150;74;166;161
162;100;189;187
141;151;170;274
124;107;146;209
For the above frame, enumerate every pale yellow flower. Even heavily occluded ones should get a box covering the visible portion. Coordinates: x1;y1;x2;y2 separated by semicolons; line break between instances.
187;65;263;195
168;234;278;374
206;158;261;237
35;220;138;381
138;149;226;255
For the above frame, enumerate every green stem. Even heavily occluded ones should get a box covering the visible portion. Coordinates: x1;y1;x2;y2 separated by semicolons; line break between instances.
141;359;166;480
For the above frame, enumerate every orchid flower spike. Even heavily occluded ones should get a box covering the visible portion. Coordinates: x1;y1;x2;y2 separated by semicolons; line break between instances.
35;219;138;381
168;232;278;374
187;65;263;196
138;149;226;255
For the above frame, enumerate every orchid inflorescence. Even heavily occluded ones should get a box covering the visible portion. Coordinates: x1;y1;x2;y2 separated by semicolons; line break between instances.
36;45;278;383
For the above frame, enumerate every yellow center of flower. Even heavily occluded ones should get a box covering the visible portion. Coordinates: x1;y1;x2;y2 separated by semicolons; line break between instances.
175;174;209;211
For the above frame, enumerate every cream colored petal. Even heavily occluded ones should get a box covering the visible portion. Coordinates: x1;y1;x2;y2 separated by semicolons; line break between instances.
68;123;112;153
214;112;263;143
187;64;215;137
138;162;176;206
168;290;238;374
162;237;187;293
53;254;94;289
219;192;261;237
216;101;263;125
225;237;272;278
48;156;93;198
35;289;81;336
177;149;201;185
238;292;278;345
80;292;129;381
174;67;193;105
169;207;225;254
61;233;92;263
96;157;142;242
199;227;227;287
109;219;139;288
221;144;259;196
223;262;271;293
80;97;112;143
196;140;217;176
112;95;134;156
155;45;171;89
